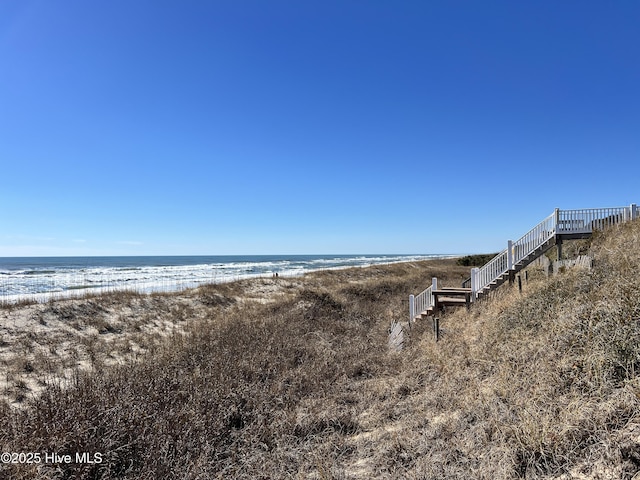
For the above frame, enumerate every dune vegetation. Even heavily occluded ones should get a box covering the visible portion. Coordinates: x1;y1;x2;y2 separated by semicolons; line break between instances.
1;220;640;479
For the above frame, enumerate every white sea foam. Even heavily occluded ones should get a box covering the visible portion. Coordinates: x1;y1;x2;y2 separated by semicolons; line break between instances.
0;254;450;304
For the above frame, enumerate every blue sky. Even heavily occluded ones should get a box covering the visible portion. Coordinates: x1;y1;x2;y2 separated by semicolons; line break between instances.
1;1;639;256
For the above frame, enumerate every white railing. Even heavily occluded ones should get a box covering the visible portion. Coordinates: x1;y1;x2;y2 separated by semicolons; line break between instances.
472;249;508;297
409;278;436;321
411;204;637;317
512;211;556;266
557;206;633;234
469;212;555;297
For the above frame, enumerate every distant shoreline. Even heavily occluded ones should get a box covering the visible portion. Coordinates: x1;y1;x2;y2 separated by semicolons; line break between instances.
0;253;460;304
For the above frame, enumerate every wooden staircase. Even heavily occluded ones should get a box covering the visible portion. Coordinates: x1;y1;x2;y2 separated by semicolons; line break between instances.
413;287;472;320
410;205;638;322
475;235;556;300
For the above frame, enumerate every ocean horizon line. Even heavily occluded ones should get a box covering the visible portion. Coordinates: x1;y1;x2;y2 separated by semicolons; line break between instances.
0;253;461;260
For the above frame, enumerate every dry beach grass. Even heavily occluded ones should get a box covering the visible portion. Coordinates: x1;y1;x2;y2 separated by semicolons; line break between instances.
1;221;640;479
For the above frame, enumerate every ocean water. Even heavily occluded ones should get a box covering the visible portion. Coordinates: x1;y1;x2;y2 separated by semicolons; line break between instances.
0;254;448;303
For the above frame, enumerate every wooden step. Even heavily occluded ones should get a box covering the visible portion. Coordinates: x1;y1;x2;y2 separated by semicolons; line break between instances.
414;307;435;320
432;289;472;296
436;298;468;306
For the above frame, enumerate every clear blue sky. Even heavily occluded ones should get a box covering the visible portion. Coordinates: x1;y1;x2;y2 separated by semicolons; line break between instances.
1;1;638;256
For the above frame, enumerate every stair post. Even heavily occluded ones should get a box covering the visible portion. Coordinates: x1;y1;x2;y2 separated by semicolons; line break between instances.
631;203;638;221
507;240;514;270
431;278;438;311
470;267;479;301
557;237;563;261
409;295;415;323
